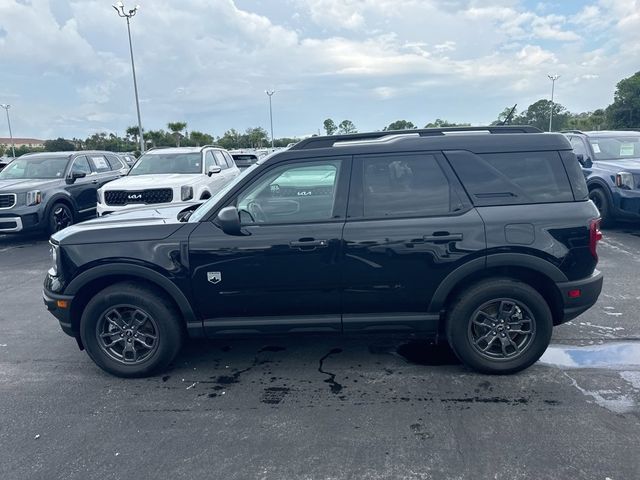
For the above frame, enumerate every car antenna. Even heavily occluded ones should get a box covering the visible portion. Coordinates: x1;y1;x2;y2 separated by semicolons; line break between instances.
500;104;517;126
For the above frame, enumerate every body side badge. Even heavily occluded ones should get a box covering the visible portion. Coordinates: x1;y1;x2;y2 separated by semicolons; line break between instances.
207;272;222;284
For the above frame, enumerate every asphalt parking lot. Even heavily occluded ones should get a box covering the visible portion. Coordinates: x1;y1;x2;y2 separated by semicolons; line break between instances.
1;227;639;480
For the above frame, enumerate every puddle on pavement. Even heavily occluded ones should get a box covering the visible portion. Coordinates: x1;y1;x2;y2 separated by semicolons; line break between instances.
539;343;640;369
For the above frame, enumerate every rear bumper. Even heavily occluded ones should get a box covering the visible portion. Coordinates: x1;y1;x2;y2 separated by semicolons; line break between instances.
556;270;603;324
43;288;76;337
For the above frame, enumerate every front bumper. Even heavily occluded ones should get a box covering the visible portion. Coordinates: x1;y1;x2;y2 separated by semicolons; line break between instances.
0;205;45;233
613;188;640;218
556;270;604;323
43;287;75;337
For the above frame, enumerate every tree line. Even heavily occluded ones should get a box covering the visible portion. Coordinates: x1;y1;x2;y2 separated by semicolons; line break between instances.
2;71;638;158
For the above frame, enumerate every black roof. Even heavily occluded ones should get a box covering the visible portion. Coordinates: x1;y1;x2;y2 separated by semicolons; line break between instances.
267;126;570;162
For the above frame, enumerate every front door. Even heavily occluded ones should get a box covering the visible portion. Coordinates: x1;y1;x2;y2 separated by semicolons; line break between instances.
189;156;351;336
341;152;486;332
65;155;97;213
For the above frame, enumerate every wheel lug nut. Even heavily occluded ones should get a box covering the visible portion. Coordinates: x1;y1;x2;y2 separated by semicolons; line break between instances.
501;333;506;337
493;331;497;335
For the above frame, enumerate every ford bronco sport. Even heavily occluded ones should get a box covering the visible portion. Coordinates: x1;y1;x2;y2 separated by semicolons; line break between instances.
43;126;603;377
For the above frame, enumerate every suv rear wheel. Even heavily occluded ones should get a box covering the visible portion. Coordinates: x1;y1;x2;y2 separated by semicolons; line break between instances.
446;279;552;374
80;282;183;378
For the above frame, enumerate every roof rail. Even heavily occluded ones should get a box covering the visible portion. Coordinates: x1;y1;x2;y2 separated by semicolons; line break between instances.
290;125;542;150
200;144;224;151
561;130;585;135
145;146;171;152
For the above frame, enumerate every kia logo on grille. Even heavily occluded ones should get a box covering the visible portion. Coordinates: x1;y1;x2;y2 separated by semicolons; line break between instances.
127;194;142;200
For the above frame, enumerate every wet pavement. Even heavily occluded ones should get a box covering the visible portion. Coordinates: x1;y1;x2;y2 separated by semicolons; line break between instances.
1;226;639;479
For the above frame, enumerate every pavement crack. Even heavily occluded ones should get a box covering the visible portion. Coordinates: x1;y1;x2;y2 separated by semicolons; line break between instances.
318;348;344;394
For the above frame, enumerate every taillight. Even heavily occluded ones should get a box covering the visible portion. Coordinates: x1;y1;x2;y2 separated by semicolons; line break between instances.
589;218;602;260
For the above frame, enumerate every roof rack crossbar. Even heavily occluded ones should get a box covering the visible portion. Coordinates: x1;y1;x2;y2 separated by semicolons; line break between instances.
290;125;542;150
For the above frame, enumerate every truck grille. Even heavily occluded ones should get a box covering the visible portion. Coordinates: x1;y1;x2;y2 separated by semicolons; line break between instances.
0;193;17;209
104;189;173;206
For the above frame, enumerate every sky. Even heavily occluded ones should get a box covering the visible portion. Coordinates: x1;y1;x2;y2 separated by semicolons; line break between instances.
0;0;638;140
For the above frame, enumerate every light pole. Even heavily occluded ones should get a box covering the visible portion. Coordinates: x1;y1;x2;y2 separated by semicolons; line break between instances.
113;2;145;153
266;90;275;149
0;104;15;159
548;74;560;132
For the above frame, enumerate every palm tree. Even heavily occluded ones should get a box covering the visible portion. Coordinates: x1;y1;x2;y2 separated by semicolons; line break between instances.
167;122;187;147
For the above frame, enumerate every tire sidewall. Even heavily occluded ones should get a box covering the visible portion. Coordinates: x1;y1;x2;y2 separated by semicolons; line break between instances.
48;202;74;234
589;188;613;226
80;286;181;377
447;281;553;374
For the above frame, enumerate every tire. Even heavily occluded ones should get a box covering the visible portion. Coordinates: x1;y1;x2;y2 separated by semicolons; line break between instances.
48;202;74;234
445;278;553;375
589;188;614;228
80;282;183;378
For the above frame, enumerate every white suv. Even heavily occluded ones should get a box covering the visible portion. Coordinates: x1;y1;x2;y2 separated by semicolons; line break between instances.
97;146;240;216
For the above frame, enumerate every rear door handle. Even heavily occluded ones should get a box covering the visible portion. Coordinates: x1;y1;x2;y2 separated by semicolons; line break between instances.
423;232;463;242
289;238;329;250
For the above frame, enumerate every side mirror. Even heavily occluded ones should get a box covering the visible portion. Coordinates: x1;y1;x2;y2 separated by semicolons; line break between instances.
576;154;593;168
66;171;86;184
216;206;242;235
207;165;222;177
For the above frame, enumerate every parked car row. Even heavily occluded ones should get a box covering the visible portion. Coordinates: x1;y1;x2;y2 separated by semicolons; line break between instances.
0;145;241;234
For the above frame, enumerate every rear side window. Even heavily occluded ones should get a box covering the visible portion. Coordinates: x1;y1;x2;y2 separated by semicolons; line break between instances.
89;155;111;173
105;154;124;170
446;151;573;206
361;154;452;218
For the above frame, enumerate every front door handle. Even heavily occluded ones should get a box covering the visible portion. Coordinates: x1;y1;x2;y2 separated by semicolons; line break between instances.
91;180;99;184
289;238;329;250
423;232;463;242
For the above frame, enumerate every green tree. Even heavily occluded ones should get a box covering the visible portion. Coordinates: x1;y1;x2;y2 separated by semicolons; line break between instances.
567;109;608;131
606;71;640;129
338;119;357;134
217;129;243;150
44;137;75;151
323;118;338;135
490;106;518;126
384;120;416;131
189;131;214;147
126;126;140;145
167;122;187;146
424;119;471;128
513;99;570;131
244;127;269;148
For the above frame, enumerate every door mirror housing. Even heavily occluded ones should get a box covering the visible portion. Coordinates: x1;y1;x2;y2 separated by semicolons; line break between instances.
576;154;593;169
66;171;86;184
216;206;243;236
207;165;222;177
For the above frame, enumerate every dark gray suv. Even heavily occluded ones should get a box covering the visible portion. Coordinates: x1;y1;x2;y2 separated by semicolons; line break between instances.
0;151;127;234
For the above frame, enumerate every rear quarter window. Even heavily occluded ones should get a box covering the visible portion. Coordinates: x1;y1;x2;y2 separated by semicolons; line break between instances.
559;151;588;201
445;150;574;206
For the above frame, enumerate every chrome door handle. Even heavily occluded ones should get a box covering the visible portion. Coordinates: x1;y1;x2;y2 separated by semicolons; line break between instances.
289;239;329;250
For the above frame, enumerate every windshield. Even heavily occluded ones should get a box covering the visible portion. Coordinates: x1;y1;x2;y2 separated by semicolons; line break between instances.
188;163;259;223
589;136;640;161
129;152;202;175
0;156;69;179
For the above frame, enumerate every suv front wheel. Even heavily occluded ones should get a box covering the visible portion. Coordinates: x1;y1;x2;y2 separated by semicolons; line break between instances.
80;282;183;377
446;279;552;374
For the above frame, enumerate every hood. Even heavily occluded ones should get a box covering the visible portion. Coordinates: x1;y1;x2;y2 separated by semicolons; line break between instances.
595;158;640;173
52;203;199;245
0;178;62;192
101;173;204;190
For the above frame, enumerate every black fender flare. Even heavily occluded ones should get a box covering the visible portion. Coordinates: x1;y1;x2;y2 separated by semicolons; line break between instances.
45;193;78;219
428;253;567;313
65;263;200;333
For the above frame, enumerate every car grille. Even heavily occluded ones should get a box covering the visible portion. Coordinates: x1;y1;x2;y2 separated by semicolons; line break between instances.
104;189;173;206
0;193;17;209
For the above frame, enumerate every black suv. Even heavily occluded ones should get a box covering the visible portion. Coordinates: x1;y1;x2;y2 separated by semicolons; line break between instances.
0;151;127;234
43;127;603;377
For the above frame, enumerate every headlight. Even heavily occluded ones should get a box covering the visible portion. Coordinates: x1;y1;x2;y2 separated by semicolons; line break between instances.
49;242;60;276
26;190;42;206
615;172;635;190
181;185;194;201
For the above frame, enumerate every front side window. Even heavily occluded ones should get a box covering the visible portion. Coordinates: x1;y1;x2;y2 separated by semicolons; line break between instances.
70;156;92;175
214;151;228;169
237;161;341;224
204;151;216;171
569;137;588;157
589;135;640;160
362;154;452;218
0;156;70;179
129;152;202;175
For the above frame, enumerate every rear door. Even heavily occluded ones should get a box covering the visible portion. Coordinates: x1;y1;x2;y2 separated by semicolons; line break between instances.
341;152;486;332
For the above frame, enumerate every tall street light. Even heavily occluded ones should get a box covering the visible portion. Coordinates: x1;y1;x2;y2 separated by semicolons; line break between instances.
113;2;145;153
548;74;560;132
0;104;16;159
266;90;275;149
